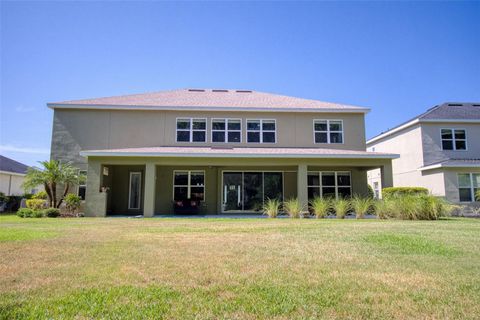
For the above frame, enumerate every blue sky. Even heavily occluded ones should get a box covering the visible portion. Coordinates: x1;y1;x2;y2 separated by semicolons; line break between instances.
1;1;479;166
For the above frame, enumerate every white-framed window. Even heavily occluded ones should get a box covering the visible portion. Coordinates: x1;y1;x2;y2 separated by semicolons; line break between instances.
128;172;142;210
173;171;205;201
307;171;351;199
458;173;480;202
78;170;87;200
441;128;466;151
176;118;207;142
313;120;343;144
211;119;242;143
246;119;276;143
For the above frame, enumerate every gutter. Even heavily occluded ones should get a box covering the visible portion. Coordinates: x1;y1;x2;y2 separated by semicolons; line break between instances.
47;103;371;114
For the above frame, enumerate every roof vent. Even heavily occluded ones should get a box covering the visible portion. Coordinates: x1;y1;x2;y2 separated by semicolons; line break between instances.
212;89;229;92
236;90;252;93
210;146;234;150
188;89;205;92
447;103;463;106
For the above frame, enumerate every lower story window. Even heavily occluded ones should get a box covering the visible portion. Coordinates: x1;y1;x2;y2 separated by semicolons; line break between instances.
128;172;142;210
78;170;87;200
458;173;480;202
307;171;351;199
173;171;205;201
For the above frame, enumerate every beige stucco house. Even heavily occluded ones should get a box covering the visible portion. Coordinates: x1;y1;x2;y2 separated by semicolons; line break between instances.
48;88;396;217
367;102;480;205
0;155;38;196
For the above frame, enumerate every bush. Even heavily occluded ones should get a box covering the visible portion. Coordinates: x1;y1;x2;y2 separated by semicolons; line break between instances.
263;198;281;218
476;190;480;202
42;207;60;218
0;192;8;203
351;195;373;219
332;198;351;219
284;198;304;218
32;210;44;218
17;208;33;218
65;193;82;214
309;197;331;218
26;199;46;210
32;191;48;200
375;194;455;220
382;187;428;199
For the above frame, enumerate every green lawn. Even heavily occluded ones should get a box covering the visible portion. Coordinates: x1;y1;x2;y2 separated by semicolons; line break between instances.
1;215;479;319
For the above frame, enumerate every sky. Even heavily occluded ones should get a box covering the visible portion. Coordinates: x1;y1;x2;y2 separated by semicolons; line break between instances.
1;1;479;166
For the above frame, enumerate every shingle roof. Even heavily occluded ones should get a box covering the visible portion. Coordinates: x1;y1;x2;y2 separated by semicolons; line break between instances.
0;155;30;174
420;103;480;120
79;146;398;159
48;88;369;113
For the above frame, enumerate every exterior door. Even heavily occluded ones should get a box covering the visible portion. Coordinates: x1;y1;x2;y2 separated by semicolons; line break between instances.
223;173;242;212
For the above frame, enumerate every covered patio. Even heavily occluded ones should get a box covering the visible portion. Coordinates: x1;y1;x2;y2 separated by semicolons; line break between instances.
80;146;397;217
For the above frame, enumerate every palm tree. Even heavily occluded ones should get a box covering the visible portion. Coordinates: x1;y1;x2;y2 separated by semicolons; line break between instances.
23;160;84;208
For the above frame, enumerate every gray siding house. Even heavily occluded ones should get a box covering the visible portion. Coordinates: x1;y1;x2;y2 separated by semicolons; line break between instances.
367;102;480;205
49;88;397;217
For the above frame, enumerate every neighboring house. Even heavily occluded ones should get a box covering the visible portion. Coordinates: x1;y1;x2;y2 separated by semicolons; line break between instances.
367;102;480;206
48;88;397;217
0;155;37;195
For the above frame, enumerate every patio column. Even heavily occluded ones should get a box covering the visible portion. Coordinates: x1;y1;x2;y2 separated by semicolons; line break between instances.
297;163;308;210
143;162;156;217
380;161;394;189
85;159;107;217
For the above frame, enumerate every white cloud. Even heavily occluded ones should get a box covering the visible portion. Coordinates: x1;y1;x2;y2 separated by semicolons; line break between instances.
0;144;50;154
15;105;36;113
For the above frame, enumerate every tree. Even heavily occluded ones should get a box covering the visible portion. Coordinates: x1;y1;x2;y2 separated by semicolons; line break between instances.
22;160;85;208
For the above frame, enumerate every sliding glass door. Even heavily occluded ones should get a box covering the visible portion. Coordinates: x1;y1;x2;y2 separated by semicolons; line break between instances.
222;172;283;213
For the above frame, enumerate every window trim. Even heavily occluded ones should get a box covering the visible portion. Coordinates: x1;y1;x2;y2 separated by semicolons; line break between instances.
172;170;206;201
77;170;87;200
457;172;479;203
211;118;242;143
307;171;352;199
128;171;142;210
313;119;344;144
440;128;467;151
175;118;207;143
246;119;277;143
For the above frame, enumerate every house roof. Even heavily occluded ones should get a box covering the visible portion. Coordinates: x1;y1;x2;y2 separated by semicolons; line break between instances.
47;88;370;113
79;146;398;159
419;159;480;171
367;102;480;145
0;155;30;175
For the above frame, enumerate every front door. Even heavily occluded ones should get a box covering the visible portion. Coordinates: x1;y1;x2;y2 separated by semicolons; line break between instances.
223;172;242;212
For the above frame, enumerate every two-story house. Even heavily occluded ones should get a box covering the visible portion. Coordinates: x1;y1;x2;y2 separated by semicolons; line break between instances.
48;88;396;217
367;102;480;205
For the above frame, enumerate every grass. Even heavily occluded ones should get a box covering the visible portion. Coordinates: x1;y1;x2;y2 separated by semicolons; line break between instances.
1;215;480;319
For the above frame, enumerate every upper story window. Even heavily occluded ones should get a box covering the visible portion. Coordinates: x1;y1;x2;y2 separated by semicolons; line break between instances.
212;119;242;143
247;119;276;143
314;120;343;144
441;129;466;151
176;118;207;142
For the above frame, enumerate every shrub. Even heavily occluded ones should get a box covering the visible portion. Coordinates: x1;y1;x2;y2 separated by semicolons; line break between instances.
17;208;33;218
65;193;82;215
26;199;46;210
0;192;8;203
375;194;455;220
333;198;351;219
43;207;60;218
351;195;373;219
367;185;375;199
476;190;480;202
32;191;48;200
283;198;304;218
309;197;331;218
263;198;281;218
32;210;44;218
382;187;428;199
